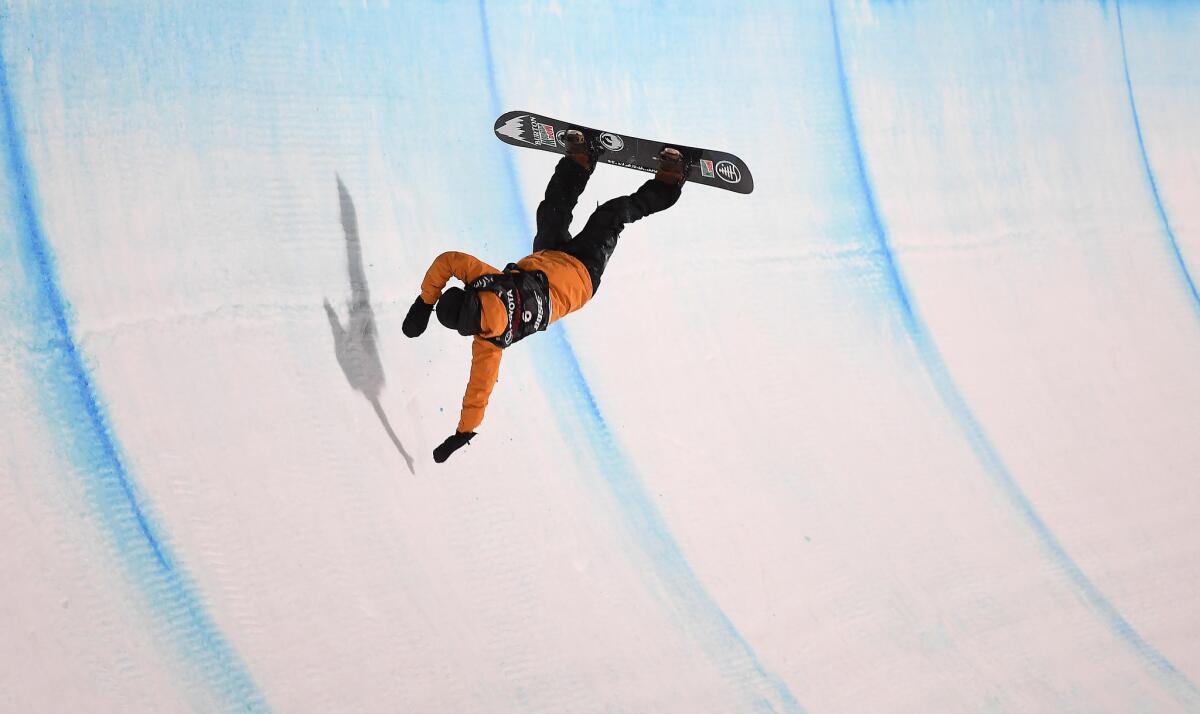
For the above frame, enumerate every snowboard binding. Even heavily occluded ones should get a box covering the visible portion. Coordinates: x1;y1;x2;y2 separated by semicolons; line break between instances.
655;147;686;186
563;129;589;169
564;129;606;171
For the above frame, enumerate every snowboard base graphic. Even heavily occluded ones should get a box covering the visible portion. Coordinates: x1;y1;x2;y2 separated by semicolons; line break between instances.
494;110;754;194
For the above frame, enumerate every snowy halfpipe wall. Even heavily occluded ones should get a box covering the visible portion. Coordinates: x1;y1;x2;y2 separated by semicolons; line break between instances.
1;1;1198;712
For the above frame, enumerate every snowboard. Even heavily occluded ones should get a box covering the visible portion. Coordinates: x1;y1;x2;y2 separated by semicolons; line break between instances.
493;110;754;195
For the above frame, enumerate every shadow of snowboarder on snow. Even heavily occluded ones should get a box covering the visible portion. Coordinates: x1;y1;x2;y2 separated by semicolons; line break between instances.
324;177;416;474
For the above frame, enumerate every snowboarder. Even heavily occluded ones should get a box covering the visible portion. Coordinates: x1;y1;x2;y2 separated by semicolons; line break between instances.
402;130;686;463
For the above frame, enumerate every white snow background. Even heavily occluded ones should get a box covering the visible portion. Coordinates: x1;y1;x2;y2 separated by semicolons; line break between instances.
1;1;1198;712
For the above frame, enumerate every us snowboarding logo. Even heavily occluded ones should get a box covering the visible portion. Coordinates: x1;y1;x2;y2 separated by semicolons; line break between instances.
715;160;741;184
599;133;624;152
699;159;715;178
496;115;557;147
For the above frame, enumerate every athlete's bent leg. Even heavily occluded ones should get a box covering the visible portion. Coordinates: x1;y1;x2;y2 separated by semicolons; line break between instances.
532;156;593;253
562;178;682;294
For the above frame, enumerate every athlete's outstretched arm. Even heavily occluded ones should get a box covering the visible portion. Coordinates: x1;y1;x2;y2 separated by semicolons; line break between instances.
459;337;502;433
433;337;503;463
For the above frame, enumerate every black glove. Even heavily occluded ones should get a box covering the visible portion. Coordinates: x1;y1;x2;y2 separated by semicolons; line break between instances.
402;296;434;337
433;431;476;463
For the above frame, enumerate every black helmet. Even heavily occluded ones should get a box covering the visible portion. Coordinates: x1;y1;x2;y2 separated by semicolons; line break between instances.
436;287;481;336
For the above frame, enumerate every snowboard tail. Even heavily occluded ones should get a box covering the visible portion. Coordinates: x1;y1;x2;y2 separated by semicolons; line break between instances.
493;110;753;195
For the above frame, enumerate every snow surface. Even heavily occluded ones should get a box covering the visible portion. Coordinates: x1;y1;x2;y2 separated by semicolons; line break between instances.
1;2;1198;712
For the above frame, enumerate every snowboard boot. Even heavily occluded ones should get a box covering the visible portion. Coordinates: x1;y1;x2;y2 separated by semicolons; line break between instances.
564;129;591;170
655;147;686;186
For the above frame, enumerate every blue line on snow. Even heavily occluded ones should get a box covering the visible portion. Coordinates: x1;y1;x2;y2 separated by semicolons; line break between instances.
826;0;1200;705
1115;0;1200;313
0;38;269;713
476;3;802;712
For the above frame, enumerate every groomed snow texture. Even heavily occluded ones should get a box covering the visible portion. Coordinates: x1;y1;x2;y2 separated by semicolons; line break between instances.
1;2;1198;712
